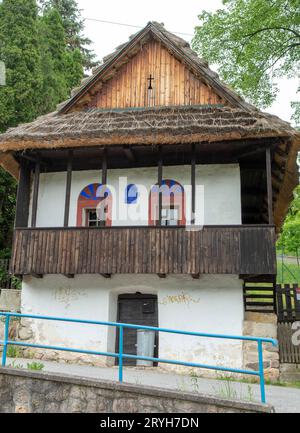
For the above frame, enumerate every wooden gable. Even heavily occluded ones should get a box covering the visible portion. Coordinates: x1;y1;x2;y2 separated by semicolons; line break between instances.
76;40;226;111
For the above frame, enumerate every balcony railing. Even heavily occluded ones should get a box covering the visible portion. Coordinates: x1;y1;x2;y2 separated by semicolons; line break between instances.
11;225;276;277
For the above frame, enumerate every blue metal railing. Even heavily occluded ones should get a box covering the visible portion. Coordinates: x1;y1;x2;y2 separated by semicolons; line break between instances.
0;312;277;404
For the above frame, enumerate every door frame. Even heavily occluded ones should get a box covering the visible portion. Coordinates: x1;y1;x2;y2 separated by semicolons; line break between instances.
115;293;159;366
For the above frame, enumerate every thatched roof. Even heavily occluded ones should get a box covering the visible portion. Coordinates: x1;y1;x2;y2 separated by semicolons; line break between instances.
0;105;298;150
1;21;299;158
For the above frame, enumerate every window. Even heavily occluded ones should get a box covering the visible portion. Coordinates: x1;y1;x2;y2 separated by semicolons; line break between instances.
77;183;112;227
85;209;107;227
149;179;186;226
161;205;179;226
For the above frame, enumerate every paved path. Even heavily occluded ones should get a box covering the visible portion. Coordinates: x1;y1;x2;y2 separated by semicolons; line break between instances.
7;357;300;413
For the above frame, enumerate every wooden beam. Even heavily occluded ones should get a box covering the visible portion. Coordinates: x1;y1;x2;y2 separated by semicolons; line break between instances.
158;145;163;226
236;145;267;160
241;187;265;196
123;145;136;162
15;159;31;228
102;148;107;185
19;153;48;167
266;147;274;225
31;157;40;228
191;144;196;225
31;273;43;279
64;150;73;227
240;164;265;171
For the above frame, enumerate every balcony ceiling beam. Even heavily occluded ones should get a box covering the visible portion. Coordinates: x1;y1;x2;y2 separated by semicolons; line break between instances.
123;145;136;162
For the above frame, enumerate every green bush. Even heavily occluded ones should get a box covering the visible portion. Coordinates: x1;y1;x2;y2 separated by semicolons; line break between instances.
6;345;20;358
27;362;44;371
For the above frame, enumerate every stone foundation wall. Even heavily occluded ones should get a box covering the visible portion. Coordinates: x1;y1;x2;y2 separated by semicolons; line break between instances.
0;368;274;413
243;312;279;381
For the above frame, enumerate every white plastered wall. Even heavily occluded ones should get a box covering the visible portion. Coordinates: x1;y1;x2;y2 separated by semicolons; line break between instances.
21;274;244;370
31;164;241;227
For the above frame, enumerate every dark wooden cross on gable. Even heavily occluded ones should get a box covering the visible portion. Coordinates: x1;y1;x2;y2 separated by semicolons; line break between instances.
147;74;154;90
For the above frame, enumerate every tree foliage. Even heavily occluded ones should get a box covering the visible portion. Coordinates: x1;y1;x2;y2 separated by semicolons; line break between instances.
277;155;300;255
192;0;300;124
0;169;16;256
0;0;86;253
0;0;43;253
39;7;83;114
0;0;43;131
39;0;96;69
277;184;300;255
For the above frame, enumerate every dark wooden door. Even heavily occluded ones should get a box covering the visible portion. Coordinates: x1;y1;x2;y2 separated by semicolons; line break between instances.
116;294;158;366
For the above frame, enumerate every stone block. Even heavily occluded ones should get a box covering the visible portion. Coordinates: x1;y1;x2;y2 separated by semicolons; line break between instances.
18;326;33;341
246;361;270;371
270;360;280;369
265;368;280;382
244;312;277;325
0;289;21;312
280;363;300;373
243;322;277;339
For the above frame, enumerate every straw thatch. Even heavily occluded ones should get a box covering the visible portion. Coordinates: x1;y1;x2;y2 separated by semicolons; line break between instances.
0;105;298;151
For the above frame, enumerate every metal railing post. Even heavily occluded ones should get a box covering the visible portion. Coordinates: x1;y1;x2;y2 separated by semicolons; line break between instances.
2;314;10;367
257;340;266;404
118;325;123;383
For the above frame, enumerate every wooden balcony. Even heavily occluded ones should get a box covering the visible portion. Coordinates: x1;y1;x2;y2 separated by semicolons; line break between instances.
11;225;276;278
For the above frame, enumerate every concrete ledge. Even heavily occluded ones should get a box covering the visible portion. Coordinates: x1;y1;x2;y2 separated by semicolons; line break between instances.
0;368;274;413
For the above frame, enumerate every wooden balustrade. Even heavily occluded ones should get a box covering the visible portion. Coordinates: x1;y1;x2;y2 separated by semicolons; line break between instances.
11;225;276;277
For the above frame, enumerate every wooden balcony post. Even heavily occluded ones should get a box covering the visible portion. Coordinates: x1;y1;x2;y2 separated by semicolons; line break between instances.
15;159;31;228
64;150;73;227
266;147;274;225
31;157;40;228
191;144;196;225
158;146;163;226
102;148;107;185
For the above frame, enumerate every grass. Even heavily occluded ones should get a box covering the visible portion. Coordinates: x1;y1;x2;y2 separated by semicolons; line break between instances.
6;345;20;358
217;374;300;390
26;361;44;371
276;262;300;284
7;360;44;371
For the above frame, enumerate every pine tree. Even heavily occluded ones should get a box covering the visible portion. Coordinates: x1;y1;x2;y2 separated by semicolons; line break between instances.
40;0;96;69
0;0;43;131
39;7;82;113
0;0;85;253
0;0;44;252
